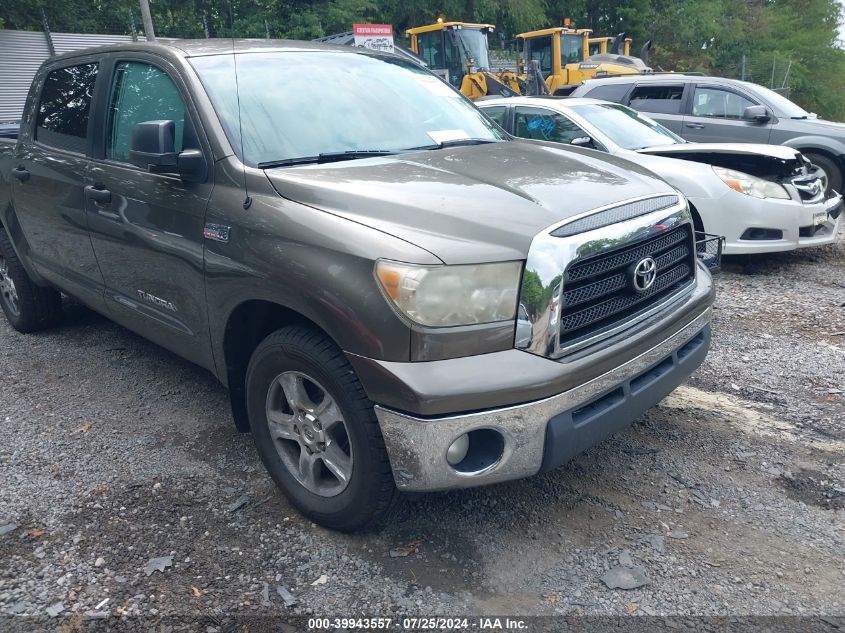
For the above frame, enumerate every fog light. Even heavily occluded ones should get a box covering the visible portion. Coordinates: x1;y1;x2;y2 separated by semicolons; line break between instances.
446;434;470;466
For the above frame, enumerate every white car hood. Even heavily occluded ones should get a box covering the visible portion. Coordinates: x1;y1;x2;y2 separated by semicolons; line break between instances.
637;143;800;161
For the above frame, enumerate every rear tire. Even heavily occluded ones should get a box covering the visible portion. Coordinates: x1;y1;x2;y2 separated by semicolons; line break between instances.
804;152;842;195
0;228;62;333
245;325;398;531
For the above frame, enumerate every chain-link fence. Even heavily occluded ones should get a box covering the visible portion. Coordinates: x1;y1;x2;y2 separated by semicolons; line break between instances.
720;54;794;97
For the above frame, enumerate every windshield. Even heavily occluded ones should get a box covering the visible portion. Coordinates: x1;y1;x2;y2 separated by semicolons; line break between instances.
453;29;490;70
747;83;811;119
190;51;504;166
570;103;684;149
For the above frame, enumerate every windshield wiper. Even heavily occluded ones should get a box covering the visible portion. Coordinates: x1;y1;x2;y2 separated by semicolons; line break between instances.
258;141;499;169
317;150;397;163
407;138;502;151
258;150;397;169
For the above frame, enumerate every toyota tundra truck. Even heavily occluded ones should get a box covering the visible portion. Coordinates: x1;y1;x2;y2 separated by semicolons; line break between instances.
0;40;714;531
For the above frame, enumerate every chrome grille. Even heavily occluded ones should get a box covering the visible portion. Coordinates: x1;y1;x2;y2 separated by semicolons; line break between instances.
792;174;824;203
558;225;695;349
552;195;680;238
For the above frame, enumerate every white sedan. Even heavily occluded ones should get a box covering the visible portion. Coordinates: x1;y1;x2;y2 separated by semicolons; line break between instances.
478;96;843;255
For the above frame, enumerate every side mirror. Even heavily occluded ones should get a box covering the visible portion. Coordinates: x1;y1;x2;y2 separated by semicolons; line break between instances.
571;136;594;148
129;120;206;182
743;105;770;123
129;120;177;170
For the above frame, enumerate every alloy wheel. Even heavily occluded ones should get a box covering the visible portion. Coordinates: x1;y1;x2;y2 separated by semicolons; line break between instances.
265;371;354;497
0;256;20;316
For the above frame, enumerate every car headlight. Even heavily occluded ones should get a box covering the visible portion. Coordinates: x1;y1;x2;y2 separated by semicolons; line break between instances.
713;166;790;200
375;260;521;327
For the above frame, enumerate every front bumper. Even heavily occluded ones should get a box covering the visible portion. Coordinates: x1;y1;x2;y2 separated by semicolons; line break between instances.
698;190;843;255
374;307;712;491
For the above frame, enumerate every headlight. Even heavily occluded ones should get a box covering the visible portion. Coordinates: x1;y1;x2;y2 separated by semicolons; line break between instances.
713;166;790;200
375;260;521;327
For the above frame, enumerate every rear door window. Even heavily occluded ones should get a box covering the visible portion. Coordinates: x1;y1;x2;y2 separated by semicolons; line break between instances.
513;106;588;144
583;82;630;103
107;61;185;162
628;84;685;114
36;63;98;153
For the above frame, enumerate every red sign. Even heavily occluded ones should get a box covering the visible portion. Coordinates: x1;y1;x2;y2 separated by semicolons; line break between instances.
353;24;393;37
352;24;394;53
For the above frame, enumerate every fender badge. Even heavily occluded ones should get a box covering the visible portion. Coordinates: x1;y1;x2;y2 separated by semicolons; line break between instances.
203;223;231;243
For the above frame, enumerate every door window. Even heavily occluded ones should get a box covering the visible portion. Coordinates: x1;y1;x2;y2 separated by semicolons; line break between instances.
561;34;583;64
628;84;684;114
482;106;507;129
107;61;185;162
36;63;98;153
514;107;588;144
417;32;444;69
527;36;553;75
692;86;757;119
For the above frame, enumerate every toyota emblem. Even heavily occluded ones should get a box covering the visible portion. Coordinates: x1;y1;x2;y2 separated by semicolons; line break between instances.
632;257;657;292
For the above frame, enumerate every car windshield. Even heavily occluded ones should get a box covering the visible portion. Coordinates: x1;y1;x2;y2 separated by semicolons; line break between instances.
570;103;684;149
746;83;812;119
190;51;505;166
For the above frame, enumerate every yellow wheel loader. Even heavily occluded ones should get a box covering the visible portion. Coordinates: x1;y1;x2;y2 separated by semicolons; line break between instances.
406;21;519;100
517;26;652;95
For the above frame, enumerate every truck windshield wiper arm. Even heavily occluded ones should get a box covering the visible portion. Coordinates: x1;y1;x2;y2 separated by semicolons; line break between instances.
406;138;503;151
258;150;397;169
257;142;501;169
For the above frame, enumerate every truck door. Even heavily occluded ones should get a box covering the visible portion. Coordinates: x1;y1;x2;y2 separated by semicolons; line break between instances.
85;56;214;369
682;84;773;144
12;59;107;310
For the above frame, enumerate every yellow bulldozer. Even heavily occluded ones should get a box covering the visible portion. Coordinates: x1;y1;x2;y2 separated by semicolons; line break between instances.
406;19;652;100
406;20;520;100
517;25;652;95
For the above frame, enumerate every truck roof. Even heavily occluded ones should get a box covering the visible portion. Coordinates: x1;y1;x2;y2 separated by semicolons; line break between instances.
44;38;370;64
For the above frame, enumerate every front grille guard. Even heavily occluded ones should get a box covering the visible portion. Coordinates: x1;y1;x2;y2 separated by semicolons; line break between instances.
516;195;695;360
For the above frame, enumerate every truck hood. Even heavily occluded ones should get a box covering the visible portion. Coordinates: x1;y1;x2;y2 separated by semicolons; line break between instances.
265;141;676;264
637;143;803;179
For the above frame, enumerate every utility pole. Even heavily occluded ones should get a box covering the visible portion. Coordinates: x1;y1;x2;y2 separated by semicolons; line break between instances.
741;54;746;81
40;8;55;57
139;0;155;41
129;9;138;41
265;19;270;39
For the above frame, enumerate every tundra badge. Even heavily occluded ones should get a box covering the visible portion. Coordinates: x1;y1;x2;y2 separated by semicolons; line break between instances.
137;290;178;312
203;223;231;243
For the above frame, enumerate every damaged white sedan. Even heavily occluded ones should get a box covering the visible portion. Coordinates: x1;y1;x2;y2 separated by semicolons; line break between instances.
480;96;843;254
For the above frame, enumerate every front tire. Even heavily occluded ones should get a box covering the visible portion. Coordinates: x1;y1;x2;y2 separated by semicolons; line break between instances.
804;152;842;195
0;228;62;333
245;326;398;531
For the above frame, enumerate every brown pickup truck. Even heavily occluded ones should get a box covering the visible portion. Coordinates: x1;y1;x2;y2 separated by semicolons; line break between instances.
0;39;714;530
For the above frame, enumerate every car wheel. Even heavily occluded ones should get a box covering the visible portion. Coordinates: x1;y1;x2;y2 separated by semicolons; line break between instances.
804;152;842;195
0;228;62;333
245;325;398;531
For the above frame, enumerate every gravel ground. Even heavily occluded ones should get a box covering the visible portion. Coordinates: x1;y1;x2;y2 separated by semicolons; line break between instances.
1;228;843;628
